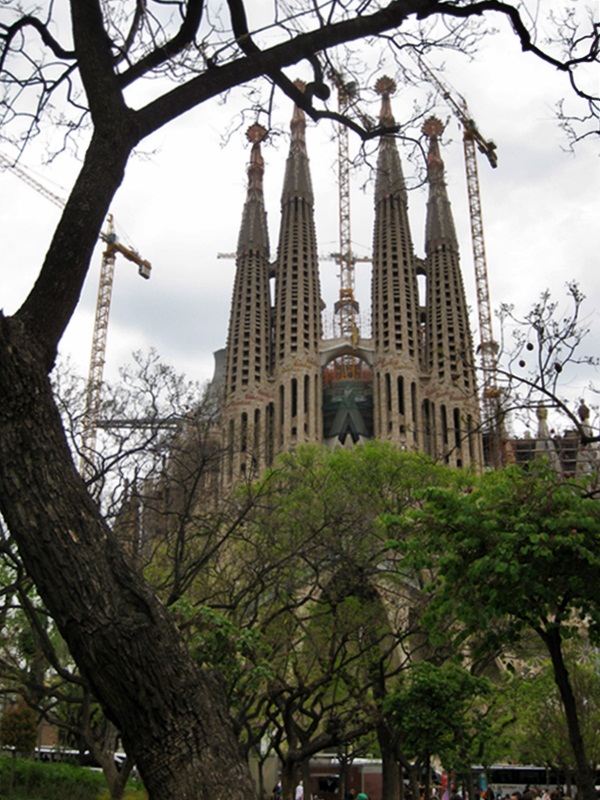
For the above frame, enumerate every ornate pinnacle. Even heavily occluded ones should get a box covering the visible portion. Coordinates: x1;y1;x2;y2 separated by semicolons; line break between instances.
247;123;267;145
423;116;444;181
422;116;444;138
291;79;307;142
375;75;396;97
246;123;267;191
375;75;397;125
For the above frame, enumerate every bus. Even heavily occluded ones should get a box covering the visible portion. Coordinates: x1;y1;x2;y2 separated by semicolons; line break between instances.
470;766;566;795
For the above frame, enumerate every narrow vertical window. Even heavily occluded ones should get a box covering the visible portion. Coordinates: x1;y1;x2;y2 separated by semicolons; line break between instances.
240;412;248;453
397;375;405;415
254;408;261;454
453;408;461;449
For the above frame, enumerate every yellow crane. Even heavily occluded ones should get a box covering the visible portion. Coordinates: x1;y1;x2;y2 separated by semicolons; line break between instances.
0;154;152;472
410;54;503;467
82;215;151;474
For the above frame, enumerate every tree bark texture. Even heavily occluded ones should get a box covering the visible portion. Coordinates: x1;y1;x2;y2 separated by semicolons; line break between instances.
18;129;137;366
0;318;257;800
380;742;402;800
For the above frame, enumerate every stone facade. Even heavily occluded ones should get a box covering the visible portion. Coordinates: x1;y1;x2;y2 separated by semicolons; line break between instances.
215;79;483;482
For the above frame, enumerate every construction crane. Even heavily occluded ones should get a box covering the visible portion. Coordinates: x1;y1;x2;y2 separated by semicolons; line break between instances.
81;215;151;473
328;72;372;376
410;54;503;467
0;153;66;209
0;154;152;471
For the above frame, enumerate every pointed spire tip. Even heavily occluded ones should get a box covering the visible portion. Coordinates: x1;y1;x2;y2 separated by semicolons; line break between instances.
423;116;445;182
375;75;396;125
375;75;396;98
290;79;307;143
422;117;444;138
247;123;267;144
246;124;267;193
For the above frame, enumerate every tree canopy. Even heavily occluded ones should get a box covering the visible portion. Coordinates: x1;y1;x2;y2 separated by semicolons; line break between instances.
0;3;598;799
393;461;600;800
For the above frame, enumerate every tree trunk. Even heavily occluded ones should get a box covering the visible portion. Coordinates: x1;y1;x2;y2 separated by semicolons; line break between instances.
107;767;128;800
281;757;299;800
543;627;595;800
465;771;476;800
380;739;401;800
301;760;312;800
407;764;421;800
0;319;256;800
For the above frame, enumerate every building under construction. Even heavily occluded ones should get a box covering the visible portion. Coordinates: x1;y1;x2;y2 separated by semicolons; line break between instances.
210;78;484;480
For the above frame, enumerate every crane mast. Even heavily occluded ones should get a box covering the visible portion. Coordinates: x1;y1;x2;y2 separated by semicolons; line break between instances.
334;78;358;342
462;126;502;467
410;55;503;466
328;74;372;380
81;216;151;474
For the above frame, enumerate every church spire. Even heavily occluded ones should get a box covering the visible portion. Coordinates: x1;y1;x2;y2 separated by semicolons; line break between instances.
237;123;269;257
225;123;272;401
421;115;479;454
371;76;420;446
423;117;458;252
280;80;314;204
374;76;407;203
534;406;562;472
273;83;322;447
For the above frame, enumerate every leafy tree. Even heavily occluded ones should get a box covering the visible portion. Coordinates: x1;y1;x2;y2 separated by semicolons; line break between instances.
164;443;457;800
384;662;497;800
163;445;378;798
394;461;600;800
0;3;597;798
0;697;38;756
512;653;600;780
0;696;38;798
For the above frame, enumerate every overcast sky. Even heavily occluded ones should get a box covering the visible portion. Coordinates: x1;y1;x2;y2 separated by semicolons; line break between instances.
0;3;598;429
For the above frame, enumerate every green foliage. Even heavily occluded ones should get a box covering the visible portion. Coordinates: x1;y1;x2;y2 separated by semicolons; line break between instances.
251;442;451;586
393;461;600;653
98;784;147;800
0;700;38;756
383;662;493;770
0;755;107;800
163;442;457;761
98;791;147;800
389;461;600;797
511;653;600;769
171;598;274;697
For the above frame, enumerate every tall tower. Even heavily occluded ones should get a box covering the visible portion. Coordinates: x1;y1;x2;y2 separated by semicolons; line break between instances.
222;124;274;480
421;117;482;467
371;77;421;448
272;84;323;451
215;86;483;474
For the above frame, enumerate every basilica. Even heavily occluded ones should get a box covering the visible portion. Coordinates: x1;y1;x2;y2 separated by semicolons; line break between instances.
209;78;483;481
